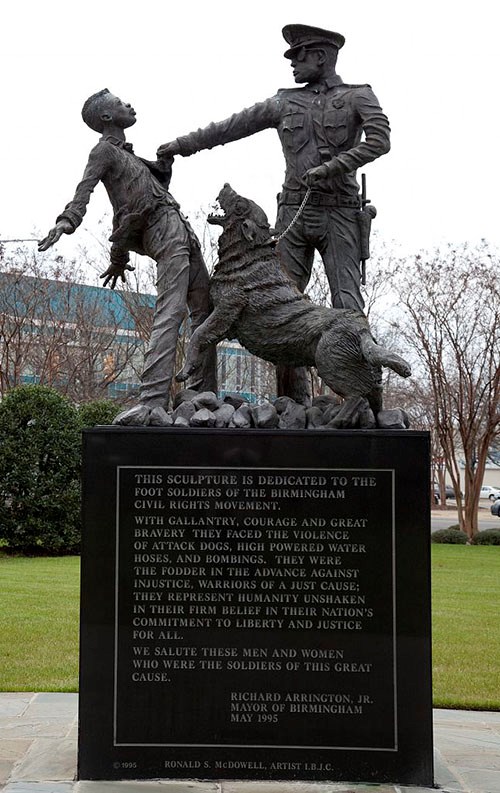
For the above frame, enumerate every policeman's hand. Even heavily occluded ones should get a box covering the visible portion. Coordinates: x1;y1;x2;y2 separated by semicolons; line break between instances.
303;159;343;187
100;263;135;290
156;140;181;159
38;219;73;251
302;164;330;186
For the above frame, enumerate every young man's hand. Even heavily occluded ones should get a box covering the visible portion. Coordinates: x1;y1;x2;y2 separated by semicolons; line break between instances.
38;219;74;251
100;263;135;290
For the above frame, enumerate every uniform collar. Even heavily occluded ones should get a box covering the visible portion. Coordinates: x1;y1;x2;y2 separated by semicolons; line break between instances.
307;73;344;92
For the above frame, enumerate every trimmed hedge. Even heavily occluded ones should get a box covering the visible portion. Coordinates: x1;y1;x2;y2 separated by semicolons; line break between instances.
431;527;467;544
0;385;81;554
472;529;500;546
78;399;120;428
0;387;121;554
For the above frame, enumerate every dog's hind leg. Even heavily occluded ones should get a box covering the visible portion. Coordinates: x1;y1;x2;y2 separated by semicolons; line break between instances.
367;382;383;416
325;395;366;428
360;334;411;378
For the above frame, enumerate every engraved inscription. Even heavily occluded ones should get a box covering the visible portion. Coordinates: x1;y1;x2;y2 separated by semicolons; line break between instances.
114;467;395;749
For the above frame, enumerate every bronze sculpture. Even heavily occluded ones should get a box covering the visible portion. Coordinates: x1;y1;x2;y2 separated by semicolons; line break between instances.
158;24;390;403
176;184;410;428
38;90;216;420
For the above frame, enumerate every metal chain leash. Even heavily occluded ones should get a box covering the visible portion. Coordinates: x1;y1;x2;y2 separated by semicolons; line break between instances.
273;187;311;243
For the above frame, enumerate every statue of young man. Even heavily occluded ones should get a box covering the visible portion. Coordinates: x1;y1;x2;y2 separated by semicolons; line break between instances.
39;90;216;421
158;24;391;403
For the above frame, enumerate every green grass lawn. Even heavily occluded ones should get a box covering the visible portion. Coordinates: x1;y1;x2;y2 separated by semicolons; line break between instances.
431;545;500;710
0;555;80;691
0;548;499;708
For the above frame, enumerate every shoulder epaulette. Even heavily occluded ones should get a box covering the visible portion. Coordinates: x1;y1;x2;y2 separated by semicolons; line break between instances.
276;86;307;95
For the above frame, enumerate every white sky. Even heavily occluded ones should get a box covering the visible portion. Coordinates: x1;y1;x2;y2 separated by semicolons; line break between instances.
1;0;500;260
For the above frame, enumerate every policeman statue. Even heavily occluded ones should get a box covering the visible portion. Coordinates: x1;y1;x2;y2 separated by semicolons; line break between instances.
158;24;391;403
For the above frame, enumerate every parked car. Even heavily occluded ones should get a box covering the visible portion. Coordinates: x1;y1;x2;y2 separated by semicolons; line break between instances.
491;497;500;517
479;485;500;501
433;483;458;503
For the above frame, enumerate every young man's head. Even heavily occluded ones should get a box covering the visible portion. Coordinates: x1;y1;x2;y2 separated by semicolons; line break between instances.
81;89;136;133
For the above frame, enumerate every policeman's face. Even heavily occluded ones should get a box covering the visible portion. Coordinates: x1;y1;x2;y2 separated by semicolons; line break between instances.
289;48;325;83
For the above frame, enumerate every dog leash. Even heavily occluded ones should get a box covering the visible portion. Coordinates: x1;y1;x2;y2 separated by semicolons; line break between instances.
272;187;311;243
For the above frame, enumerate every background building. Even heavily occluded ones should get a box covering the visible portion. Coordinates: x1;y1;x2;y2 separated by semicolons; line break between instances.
0;272;275;405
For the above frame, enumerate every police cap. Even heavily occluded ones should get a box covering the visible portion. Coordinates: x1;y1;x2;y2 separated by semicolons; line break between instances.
282;24;345;59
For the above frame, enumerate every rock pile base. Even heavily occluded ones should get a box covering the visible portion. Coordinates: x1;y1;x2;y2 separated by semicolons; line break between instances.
113;391;410;430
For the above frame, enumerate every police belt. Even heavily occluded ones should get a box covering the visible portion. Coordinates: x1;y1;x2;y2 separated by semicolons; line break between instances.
280;189;360;208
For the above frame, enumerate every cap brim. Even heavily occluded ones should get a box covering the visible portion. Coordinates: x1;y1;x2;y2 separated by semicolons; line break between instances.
283;38;344;59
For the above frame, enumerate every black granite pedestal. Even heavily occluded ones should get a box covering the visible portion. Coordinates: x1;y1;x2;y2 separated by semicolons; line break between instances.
79;427;433;785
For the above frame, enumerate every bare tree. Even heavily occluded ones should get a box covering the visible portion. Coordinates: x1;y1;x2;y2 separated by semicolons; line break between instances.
379;376;450;508
309;237;500;525
0;243;149;403
388;241;500;538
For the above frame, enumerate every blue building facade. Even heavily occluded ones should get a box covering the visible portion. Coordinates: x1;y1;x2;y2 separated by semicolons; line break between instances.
0;273;275;404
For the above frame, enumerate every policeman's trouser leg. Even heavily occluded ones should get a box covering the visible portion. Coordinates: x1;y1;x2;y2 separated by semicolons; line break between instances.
274;363;313;406
274;207;314;406
318;208;364;312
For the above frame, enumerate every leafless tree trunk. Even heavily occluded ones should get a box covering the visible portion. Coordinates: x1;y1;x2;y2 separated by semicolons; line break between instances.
388;242;500;538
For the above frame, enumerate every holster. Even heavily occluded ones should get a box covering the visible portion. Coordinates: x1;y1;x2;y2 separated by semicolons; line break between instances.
357;205;377;260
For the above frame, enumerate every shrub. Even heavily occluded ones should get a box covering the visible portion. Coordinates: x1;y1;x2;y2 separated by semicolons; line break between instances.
431;527;467;544
0;385;81;554
472;529;500;546
78;399;120;428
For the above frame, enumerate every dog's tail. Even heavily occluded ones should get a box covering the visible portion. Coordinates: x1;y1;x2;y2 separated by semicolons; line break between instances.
360;333;411;378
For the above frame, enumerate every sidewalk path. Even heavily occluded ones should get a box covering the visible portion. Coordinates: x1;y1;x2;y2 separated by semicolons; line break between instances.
1;694;499;792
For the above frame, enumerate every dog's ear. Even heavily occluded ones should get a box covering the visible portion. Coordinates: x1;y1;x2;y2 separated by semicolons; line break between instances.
241;219;257;243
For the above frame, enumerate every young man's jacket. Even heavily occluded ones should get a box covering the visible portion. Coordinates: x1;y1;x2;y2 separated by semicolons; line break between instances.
56;137;197;254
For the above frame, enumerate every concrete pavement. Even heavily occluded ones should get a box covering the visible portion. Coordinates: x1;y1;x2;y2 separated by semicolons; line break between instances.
1;693;500;793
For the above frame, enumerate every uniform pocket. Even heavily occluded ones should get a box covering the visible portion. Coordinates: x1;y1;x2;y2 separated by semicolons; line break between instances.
281;112;308;151
324;109;348;148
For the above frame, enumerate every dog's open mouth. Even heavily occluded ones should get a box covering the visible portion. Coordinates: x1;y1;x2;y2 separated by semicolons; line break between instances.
207;199;226;226
207;183;242;226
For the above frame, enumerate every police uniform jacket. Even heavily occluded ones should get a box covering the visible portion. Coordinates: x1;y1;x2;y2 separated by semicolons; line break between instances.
175;74;390;201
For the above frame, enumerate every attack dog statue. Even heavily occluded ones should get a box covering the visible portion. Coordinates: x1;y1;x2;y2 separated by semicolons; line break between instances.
176;184;411;427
